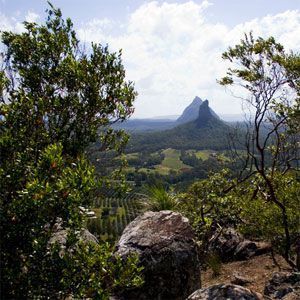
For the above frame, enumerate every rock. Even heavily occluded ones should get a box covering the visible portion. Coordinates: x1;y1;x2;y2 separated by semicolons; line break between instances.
48;218;98;257
48;228;69;257
208;227;271;261
208;227;244;261
254;241;272;256
234;240;258;260
231;273;253;286
187;284;263;300
115;210;201;300
79;228;99;244
264;272;300;299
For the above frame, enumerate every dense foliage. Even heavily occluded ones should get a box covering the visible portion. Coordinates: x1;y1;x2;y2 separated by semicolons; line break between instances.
0;4;142;298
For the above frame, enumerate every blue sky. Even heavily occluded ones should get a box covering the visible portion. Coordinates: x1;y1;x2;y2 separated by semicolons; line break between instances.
1;1;300;118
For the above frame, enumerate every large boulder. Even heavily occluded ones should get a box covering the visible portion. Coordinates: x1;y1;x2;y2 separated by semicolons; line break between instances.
187;284;262;300
115;210;201;300
264;272;300;299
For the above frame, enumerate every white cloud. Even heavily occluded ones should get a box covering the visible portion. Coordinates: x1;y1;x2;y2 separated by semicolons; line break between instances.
79;2;300;118
78;1;231;117
0;10;40;34
1;2;299;118
25;11;40;23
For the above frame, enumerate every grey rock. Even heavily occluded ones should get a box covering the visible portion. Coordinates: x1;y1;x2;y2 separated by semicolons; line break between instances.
234;240;258;260
176;96;203;124
208;227;244;261
264;272;300;299
208;227;271;262
187;284;262;300
79;228;99;244
115;210;201;300
48;219;98;257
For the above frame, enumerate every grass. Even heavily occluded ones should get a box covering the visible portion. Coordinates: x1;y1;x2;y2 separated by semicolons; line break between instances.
161;148;191;170
154;165;172;175
195;150;213;160
92;208;102;218
125;152;139;159
143;185;177;211
124;148;192;175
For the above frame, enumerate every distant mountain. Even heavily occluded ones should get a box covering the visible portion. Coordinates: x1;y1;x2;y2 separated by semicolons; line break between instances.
114;96;223;132
176;96;219;124
220;114;245;122
128;100;231;152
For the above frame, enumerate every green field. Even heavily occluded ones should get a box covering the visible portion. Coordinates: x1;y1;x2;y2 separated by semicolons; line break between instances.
161;148;191;170
186;149;216;160
123;148;233;176
125;152;139;159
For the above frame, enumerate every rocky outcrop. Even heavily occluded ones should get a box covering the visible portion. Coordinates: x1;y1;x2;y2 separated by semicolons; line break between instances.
48;218;98;257
264;272;300;299
115;210;201;300
187;284;263;300
208;227;271;262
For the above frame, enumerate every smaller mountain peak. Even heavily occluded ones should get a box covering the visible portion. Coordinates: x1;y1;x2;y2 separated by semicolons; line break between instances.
201;99;209;107
176;96;203;124
195;100;214;127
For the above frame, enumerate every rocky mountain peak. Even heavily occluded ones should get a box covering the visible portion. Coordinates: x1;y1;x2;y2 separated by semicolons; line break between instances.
195;99;215;127
176;96;219;125
176;96;203;124
191;96;203;105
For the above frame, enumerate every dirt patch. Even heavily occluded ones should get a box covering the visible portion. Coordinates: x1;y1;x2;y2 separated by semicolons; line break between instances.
202;254;292;295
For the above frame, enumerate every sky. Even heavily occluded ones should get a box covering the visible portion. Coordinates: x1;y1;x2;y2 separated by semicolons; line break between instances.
1;0;300;118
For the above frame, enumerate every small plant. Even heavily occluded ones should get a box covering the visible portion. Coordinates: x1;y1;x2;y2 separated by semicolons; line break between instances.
143;185;178;211
206;253;222;277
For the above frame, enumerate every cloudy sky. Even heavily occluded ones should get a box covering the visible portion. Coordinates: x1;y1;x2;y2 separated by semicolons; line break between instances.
1;1;300;118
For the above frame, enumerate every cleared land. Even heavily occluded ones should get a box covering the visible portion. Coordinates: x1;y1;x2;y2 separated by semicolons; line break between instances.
161;148;191;170
124;148;233;175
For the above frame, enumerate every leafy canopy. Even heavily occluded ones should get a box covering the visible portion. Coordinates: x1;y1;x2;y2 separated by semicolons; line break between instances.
0;3;142;299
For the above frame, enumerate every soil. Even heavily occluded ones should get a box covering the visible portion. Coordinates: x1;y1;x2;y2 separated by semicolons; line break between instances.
201;253;293;296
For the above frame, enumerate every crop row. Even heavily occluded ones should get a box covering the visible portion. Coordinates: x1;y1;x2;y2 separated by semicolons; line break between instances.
87;193;143;241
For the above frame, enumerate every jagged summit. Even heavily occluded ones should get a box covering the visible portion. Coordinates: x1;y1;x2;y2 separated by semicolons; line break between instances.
176;96;219;125
191;96;203;105
195;99;214;127
176;96;203;124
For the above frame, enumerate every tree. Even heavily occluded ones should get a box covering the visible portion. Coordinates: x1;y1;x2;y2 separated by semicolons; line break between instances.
219;33;300;269
178;169;240;241
0;3;142;298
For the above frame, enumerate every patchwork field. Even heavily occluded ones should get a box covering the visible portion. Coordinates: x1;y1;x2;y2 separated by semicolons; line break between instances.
187;149;216;160
161;148;191;169
124;148;229;175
